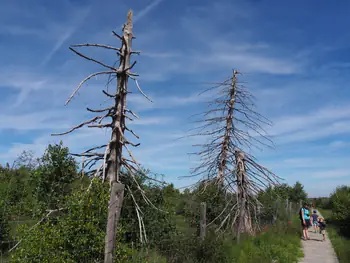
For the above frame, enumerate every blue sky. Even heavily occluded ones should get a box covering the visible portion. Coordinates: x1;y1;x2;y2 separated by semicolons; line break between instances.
1;0;350;197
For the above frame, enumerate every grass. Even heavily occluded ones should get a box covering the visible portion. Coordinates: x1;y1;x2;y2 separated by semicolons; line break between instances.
226;219;303;263
318;209;350;263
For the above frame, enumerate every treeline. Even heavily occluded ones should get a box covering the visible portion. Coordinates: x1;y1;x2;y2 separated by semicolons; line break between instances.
0;142;307;262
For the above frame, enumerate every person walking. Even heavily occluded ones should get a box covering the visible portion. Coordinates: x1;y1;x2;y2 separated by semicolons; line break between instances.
299;202;311;240
312;210;319;233
318;217;326;242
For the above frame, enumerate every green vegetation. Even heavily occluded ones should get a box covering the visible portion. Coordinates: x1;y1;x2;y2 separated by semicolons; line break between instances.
317;186;350;263
325;226;350;263
0;142;305;262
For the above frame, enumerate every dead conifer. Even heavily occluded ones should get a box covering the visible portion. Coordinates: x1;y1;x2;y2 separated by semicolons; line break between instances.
52;10;155;263
188;70;281;235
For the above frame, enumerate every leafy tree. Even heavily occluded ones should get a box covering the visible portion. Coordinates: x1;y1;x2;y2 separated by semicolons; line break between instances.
314;197;331;209
192;182;228;225
289;181;307;203
329;185;350;236
257;182;307;223
30;142;78;214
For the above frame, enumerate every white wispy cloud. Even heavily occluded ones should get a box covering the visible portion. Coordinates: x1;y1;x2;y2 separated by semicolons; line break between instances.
128;90;215;112
329;140;350;149
133;0;164;24
310;169;350;179
40;5;92;66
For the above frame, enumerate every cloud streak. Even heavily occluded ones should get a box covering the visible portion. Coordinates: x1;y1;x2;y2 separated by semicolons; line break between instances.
134;0;164;24
40;5;92;66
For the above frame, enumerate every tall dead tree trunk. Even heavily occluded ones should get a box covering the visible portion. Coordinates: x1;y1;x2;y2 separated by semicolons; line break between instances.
218;70;237;183
52;10;154;263
235;150;253;243
104;11;133;263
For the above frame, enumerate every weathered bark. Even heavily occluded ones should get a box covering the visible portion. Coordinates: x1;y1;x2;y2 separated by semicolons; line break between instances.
104;10;133;263
188;69;279;233
52;8;153;262
217;70;237;183
104;183;125;262
235;150;253;242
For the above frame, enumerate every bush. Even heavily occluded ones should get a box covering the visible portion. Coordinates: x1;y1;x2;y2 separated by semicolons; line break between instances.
0;207;10;252
9;179;132;263
329;186;350;236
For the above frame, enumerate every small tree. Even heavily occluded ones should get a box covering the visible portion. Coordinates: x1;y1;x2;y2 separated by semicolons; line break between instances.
289;181;307;203
30;142;78;213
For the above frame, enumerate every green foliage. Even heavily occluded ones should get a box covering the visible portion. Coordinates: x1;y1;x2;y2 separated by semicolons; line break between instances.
329;185;350;236
119;171;177;249
0;143;308;263
324;222;350;263
228;219;303;263
10;179;133;262
289;181;307;203
258;182;307;224
314;197;331;209
319;209;350;263
130;249;167;263
0;206;10;252
30;142;78;214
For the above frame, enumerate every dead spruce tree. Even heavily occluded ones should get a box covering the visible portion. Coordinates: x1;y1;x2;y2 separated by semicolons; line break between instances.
52;10;153;263
190;69;281;237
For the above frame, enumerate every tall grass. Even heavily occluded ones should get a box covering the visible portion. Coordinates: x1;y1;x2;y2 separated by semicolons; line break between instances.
319;209;350;263
155;218;303;263
227;219;303;263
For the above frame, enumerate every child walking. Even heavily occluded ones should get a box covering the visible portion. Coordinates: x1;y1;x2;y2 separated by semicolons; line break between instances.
318;217;326;241
312;210;319;233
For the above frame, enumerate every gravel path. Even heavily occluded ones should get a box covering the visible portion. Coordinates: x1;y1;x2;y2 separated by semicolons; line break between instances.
299;210;339;263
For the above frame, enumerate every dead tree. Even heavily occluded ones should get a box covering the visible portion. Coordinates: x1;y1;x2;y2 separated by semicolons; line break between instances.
189;69;281;235
52;10;153;263
235;150;252;242
234;150;280;241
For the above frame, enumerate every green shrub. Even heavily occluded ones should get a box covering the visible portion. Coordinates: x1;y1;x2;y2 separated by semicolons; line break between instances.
9;179;134;263
0;207;10;252
329;186;350;236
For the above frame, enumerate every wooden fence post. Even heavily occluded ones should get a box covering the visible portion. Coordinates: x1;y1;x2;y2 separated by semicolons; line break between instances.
200;202;207;241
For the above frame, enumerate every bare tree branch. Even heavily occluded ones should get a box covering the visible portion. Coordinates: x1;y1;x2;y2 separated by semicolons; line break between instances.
71;43;121;52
